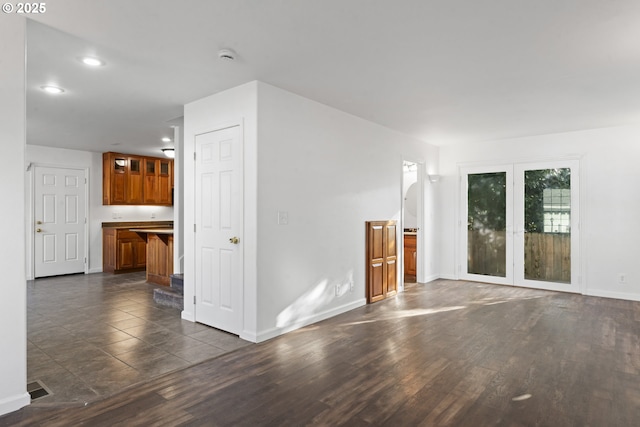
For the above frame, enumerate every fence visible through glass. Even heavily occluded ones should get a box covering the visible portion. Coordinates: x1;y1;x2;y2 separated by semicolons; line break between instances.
467;172;507;277
523;168;571;283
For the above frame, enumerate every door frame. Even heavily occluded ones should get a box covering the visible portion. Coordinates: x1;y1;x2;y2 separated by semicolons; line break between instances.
27;163;89;280
400;158;425;290
457;156;584;293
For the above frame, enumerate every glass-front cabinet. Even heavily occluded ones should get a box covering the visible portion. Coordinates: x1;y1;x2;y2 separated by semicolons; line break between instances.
103;152;173;206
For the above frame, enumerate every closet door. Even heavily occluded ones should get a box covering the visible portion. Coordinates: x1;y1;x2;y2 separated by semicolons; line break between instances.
366;220;398;303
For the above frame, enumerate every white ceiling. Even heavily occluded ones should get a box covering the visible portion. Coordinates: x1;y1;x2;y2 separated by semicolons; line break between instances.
26;0;640;157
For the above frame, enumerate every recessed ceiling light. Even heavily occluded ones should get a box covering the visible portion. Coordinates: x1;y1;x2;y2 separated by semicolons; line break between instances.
40;85;65;94
80;56;105;67
162;137;172;142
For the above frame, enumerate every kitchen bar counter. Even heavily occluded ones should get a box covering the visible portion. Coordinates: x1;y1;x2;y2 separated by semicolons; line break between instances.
102;221;173;283
102;220;173;229
130;228;174;234
130;229;173;286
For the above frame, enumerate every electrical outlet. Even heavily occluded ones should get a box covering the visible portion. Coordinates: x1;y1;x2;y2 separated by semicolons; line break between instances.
619;273;626;284
112;212;119;219
349;281;354;292
277;211;289;225
151;212;156;219
335;284;340;296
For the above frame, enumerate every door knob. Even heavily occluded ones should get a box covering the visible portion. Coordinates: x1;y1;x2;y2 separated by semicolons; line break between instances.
36;228;42;233
229;237;240;244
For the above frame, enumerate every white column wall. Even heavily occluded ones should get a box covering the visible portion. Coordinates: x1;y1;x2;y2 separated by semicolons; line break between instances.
183;81;259;339
438;124;640;300
0;16;30;416
255;82;439;340
183;81;439;343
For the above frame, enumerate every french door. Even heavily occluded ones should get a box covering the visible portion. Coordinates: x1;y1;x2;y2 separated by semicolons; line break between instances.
460;160;580;292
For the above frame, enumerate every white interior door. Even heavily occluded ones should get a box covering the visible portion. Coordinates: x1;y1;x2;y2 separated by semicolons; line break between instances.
34;166;86;278
194;125;243;335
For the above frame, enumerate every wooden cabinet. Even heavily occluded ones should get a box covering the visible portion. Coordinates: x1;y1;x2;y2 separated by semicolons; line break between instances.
404;234;417;281
103;228;147;273
103;152;172;205
146;233;173;286
143;158;173;205
366;220;398;303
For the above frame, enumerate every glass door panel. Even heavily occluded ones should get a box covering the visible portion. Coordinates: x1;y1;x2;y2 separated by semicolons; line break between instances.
514;160;579;292
523;168;571;283
461;165;513;285
467;172;507;277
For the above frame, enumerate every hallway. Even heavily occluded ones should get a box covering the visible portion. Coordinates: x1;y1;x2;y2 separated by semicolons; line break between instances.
26;272;250;405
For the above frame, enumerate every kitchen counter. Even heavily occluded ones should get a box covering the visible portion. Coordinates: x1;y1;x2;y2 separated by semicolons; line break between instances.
130;228;174;234
102;221;173;282
102;220;173;229
130;228;174;286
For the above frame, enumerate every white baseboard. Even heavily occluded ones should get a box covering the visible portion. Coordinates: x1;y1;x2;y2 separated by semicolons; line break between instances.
0;392;30;417
88;267;102;274
240;330;258;343
255;298;367;343
420;274;440;283
585;289;640;302
181;310;195;322
438;274;458;280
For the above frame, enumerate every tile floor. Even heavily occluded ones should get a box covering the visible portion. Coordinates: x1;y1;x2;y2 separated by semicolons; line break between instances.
27;271;251;406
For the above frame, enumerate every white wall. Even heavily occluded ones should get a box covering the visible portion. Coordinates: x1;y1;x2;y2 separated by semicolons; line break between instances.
183;81;259;337
255;82;439;340
438;124;640;300
25;145;174;278
173;122;185;273
0;16;30;416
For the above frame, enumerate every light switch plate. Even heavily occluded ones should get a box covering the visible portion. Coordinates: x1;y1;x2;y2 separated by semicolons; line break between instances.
277;211;289;225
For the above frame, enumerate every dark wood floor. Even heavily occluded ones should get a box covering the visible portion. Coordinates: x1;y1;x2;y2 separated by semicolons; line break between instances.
3;279;640;426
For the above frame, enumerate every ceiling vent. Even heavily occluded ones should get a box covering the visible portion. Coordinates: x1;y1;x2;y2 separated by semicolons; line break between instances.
217;48;237;61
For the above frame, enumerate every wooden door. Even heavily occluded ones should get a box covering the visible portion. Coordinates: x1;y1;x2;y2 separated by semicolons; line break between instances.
194;125;243;335
157;159;172;205
127;156;143;204
366;220;397;303
34;166;86;277
143;158;158;204
103;153;127;205
117;239;135;270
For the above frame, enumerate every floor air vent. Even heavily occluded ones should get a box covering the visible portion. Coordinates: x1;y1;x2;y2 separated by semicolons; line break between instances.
27;381;50;401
